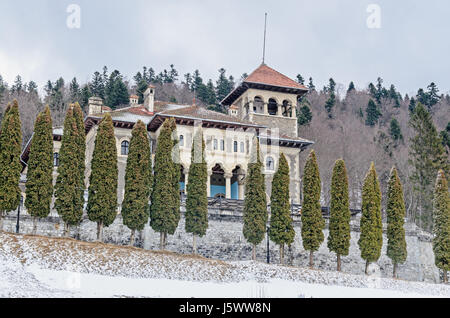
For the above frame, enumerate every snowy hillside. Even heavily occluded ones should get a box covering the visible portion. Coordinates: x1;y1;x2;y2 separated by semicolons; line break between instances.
0;232;449;298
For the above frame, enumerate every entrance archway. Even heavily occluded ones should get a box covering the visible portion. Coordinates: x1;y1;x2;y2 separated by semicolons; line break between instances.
210;164;226;198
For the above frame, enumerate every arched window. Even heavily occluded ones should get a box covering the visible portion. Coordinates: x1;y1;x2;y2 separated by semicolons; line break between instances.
268;98;278;115
213;139;218;150
254;96;264;113
179;135;184;147
121;140;130;155
53;153;59;167
282;100;291;117
233;141;238;153
266;156;275;171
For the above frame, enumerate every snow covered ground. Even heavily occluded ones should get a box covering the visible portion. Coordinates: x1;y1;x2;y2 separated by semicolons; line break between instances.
1;232;449;298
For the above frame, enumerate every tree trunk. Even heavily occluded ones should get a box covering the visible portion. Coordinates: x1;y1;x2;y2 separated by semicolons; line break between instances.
32;217;38;235
129;229;135;246
97;221;103;242
365;260;369;275
393;263;397;279
444;271;448;284
193;234;197;255
63;222;70;237
163;232;167;249
280;245;284;265
309;250;314;268
337;254;341;272
252;244;256;261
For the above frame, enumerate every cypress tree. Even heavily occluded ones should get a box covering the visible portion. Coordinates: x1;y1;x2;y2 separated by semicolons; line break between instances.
409;102;449;230
243;137;267;261
73;103;86;218
269;153;294;264
358;162;383;274
25;106;53;234
432;170;450;283
327;159;351;272
150;118;181;249
54;105;84;236
301;150;325;268
122;120;152;246
185;129;208;254
386;167;407;278
87;113;118;242
0;100;22;232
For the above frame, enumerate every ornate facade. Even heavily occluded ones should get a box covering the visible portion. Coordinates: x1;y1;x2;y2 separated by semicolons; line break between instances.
21;63;313;209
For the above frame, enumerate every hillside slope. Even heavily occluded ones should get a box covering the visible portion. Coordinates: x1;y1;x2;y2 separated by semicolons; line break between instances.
0;232;449;298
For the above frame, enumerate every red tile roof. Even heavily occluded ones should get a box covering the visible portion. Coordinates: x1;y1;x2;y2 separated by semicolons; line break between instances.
244;63;307;90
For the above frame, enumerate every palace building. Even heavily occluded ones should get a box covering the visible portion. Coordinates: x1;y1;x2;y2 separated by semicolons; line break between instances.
21;63;313;208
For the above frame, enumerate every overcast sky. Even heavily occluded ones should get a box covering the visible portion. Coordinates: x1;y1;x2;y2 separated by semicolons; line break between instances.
0;0;449;96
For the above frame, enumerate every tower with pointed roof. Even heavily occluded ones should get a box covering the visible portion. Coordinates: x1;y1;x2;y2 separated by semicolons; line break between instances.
221;63;308;138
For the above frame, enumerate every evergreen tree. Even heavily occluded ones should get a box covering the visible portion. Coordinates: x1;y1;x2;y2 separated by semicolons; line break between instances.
90;71;105;99
365;99;381;126
297;104;313;126
324;78;336;118
54;105;85;236
269;153;294;264
185;129;208;254
80;85;92;111
69;78;81;103
87;113;118;242
296;74;305;85
409;103;449;230
243;137;267;261
122;120;152;246
216;68;234;105
358;162;383;274
327;159;351;272
105;70;129;109
301;150;325;268
308;77;315;91
389;118;403;142
432;170;450;283
150;118;181;249
25;106;53;234
386;167;407;278
347;81;355;93
0;100;22;231
408;97;416;113
136;79;149;104
440;122;450;152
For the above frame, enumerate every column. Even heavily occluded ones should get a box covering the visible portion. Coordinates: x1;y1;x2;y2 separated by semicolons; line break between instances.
263;102;268;115
291;104;296;118
238;178;245;200
225;172;232;199
277;103;282;116
207;171;212;197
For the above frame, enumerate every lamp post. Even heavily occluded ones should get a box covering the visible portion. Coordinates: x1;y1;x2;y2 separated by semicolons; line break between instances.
16;194;23;234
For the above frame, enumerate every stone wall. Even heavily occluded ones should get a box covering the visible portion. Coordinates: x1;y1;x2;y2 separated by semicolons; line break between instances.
2;208;439;283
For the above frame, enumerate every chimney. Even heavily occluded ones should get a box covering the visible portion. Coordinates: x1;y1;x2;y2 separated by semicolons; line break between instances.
144;85;155;112
88;97;103;115
129;95;139;106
